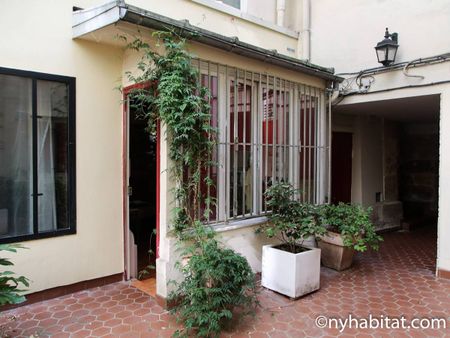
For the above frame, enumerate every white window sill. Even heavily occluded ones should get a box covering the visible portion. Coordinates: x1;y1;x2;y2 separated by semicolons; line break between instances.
213;216;268;233
189;0;299;39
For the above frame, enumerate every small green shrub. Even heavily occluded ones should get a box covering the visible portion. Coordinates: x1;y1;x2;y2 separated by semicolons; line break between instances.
0;244;29;306
321;203;383;252
170;225;258;338
258;183;326;253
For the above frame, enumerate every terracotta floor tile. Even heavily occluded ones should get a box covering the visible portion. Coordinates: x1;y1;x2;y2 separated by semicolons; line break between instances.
1;228;449;337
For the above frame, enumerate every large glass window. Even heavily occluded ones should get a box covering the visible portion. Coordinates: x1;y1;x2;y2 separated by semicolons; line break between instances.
0;68;76;243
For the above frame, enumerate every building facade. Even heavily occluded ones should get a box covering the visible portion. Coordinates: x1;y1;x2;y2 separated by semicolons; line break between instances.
0;0;339;300
1;0;449;303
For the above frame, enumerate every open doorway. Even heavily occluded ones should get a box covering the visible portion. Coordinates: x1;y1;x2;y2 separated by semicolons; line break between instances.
331;131;353;204
399;122;439;229
123;89;159;293
129;106;157;279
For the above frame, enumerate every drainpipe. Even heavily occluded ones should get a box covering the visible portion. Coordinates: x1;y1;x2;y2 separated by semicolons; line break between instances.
299;0;311;61
276;0;286;26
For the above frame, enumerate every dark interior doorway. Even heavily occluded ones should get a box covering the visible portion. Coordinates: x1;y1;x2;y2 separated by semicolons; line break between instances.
331;132;353;204
399;122;439;229
129;106;157;278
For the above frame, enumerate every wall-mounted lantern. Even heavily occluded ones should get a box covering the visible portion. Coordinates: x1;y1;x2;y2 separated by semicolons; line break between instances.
374;28;399;66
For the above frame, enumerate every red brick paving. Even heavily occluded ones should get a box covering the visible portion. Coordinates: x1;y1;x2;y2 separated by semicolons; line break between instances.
1;228;449;337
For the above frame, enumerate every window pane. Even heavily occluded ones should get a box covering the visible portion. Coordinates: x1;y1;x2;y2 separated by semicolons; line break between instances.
218;0;240;9
262;88;275;211
0;75;33;238
299;93;316;202
37;80;69;232
261;87;290;210
229;81;252;217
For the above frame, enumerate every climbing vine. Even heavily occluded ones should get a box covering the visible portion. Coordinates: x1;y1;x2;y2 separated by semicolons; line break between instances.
123;31;258;337
125;31;215;236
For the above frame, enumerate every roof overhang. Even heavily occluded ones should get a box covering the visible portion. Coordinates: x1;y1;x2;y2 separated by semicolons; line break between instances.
73;0;343;83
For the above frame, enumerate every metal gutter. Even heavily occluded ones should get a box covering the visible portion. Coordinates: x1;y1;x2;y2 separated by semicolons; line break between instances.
73;0;342;82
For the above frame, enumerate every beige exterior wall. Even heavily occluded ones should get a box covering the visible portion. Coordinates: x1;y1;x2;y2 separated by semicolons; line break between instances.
0;0;125;293
310;0;450;73
75;0;302;57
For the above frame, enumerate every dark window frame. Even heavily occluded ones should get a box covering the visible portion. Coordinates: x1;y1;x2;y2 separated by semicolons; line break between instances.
0;67;76;243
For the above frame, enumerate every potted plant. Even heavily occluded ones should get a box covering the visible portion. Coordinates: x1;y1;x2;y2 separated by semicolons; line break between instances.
257;183;326;298
318;203;382;271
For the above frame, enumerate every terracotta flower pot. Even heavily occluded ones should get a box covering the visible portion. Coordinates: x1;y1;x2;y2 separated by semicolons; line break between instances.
317;231;355;271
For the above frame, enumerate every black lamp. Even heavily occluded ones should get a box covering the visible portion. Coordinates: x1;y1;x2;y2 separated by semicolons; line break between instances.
375;28;399;66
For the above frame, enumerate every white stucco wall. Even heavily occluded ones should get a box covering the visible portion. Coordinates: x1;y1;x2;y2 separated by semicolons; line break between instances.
359;116;383;206
0;1;125;293
310;0;450;73
438;89;450;273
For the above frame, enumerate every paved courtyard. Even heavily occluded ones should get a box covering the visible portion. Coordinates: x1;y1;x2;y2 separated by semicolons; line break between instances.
1;227;449;337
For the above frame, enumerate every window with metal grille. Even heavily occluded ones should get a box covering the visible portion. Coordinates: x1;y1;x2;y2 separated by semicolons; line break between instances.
194;60;330;225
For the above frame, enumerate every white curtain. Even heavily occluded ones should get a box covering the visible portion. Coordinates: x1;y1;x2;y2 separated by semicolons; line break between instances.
11;109;33;235
37;82;57;232
0;75;33;237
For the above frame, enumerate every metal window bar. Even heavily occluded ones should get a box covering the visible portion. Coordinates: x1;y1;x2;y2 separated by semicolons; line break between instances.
291;84;298;195
307;86;311;203
207;61;211;223
225;65;230;222
233;68;239;218
272;76;277;186
313;92;318;203
256;73;263;215
301;85;306;202
263;74;269;213
314;91;319;204
328;90;332;203
250;70;255;217
284;81;287;181
195;59;204;219
242;70;247;217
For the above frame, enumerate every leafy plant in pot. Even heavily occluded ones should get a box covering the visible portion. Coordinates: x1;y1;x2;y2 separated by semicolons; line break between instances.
318;203;383;271
257;183;326;298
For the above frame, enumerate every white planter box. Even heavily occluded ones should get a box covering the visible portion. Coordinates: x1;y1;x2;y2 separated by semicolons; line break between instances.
261;244;321;298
